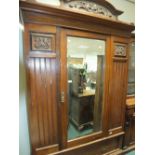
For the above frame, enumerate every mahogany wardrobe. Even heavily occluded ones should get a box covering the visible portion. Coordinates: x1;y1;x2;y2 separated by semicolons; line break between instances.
20;0;135;155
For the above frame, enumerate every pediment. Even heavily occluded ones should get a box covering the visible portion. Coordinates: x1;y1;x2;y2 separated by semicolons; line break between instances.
60;0;123;20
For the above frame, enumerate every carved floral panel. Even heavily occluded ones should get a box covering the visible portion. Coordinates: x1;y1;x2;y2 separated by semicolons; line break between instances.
114;44;126;57
31;33;52;51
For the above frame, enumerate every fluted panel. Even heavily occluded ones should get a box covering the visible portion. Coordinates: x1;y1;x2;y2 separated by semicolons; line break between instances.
109;59;128;130
28;57;58;148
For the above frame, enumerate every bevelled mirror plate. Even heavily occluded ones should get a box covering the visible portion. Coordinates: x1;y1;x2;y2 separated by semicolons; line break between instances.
67;36;106;140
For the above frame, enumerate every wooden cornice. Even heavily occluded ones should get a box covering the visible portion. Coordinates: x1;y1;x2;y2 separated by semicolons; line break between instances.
19;1;135;35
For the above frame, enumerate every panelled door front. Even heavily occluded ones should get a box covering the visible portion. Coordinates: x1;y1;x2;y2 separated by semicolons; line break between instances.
24;24;59;155
108;36;130;135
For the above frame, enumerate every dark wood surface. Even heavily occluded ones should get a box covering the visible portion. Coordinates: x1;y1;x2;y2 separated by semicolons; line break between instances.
108;37;130;135
48;133;124;155
70;94;95;130
20;1;135;154
94;55;104;131
123;98;135;149
24;24;59;155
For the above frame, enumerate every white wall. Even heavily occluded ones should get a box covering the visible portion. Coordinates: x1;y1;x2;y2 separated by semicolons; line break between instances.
110;0;135;23
19;1;135;155
19;27;31;155
36;0;60;6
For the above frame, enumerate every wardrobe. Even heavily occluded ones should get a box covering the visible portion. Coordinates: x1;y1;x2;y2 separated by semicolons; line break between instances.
20;0;135;155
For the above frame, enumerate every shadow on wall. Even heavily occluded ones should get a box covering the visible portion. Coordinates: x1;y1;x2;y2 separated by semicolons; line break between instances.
19;27;31;155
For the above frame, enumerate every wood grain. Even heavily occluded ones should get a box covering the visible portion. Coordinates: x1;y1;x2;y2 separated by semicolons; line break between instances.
108;37;130;135
24;23;58;155
20;2;135;154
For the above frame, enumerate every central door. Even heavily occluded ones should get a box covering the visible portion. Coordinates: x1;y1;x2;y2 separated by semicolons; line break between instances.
59;28;110;148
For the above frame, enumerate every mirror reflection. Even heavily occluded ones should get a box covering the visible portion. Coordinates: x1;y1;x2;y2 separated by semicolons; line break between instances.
127;41;135;95
67;36;106;140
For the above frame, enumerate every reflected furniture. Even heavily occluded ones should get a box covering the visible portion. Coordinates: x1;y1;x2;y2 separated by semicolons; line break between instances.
69;66;95;130
127;35;135;95
123;35;135;151
20;0;135;155
70;89;95;130
123;98;135;149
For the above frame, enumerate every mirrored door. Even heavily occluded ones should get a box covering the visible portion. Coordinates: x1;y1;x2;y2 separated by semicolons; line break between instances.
59;29;109;147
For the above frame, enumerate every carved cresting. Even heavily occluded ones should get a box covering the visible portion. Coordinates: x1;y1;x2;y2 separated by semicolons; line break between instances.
31;33;52;51
114;44;126;57
68;1;114;18
61;0;123;20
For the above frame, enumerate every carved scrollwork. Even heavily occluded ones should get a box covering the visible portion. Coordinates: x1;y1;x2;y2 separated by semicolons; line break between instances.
65;1;114;18
114;44;126;57
61;0;123;20
31;33;52;51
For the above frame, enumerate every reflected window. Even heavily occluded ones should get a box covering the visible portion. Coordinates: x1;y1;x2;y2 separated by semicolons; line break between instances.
127;41;135;95
67;36;106;140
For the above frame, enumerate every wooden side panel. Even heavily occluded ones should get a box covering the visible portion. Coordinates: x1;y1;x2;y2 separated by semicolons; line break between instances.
108;37;129;135
24;24;59;155
109;61;127;129
28;58;58;146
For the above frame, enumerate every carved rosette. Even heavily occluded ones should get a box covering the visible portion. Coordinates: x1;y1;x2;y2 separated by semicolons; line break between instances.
114;44;126;57
31;33;52;51
63;0;115;19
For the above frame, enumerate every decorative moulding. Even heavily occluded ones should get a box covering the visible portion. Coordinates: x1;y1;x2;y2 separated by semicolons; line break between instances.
114;44;127;57
31;33;52;51
60;0;123;20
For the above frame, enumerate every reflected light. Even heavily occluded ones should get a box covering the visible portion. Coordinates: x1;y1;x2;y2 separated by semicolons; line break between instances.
19;22;24;31
36;0;60;6
78;45;89;49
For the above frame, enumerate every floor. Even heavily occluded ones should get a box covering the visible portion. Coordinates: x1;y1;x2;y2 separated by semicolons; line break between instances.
126;151;135;155
68;122;93;140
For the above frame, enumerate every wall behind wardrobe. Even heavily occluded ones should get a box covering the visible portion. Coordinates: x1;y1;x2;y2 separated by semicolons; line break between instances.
19;1;135;155
19;27;31;155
